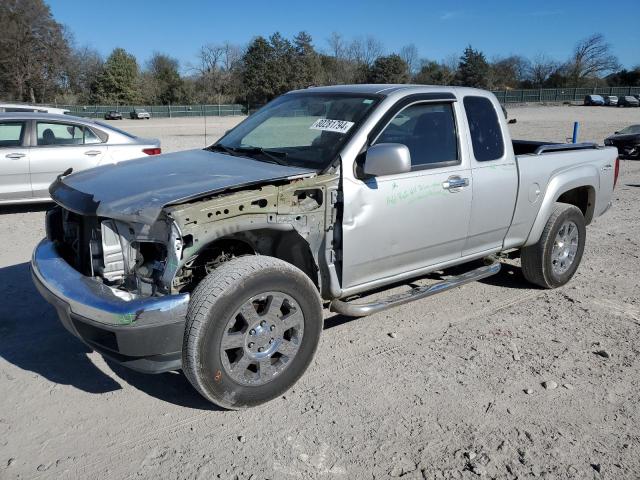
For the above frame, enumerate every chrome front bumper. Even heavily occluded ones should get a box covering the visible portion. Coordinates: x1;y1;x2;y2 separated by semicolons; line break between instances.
31;239;190;373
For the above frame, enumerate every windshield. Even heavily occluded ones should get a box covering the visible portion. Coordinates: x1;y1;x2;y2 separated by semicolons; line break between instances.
212;93;380;170
619;125;640;135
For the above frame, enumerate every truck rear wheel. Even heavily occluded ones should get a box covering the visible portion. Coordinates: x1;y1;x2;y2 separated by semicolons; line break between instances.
520;203;586;289
182;255;323;409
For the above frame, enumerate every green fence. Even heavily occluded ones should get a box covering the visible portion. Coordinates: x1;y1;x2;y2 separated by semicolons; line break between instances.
492;86;640;104
52;86;640;116
61;104;247;118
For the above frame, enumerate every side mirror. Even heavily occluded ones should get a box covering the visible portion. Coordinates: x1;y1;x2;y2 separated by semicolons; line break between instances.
614;131;619;134
363;143;411;177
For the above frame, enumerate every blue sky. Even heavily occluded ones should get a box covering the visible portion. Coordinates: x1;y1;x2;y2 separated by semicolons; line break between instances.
48;0;639;71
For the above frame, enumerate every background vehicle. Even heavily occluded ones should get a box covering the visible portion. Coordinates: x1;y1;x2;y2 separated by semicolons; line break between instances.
605;124;640;159
584;94;605;106
0;112;160;204
33;85;618;409
603;95;618;106
130;108;151;119
104;111;123;120
0;103;69;115
618;96;640;107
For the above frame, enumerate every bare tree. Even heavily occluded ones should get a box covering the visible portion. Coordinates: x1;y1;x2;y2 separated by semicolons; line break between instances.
327;32;345;59
191;42;243;103
347;35;383;67
399;44;419;74
528;53;558;87
567;33;620;85
489;55;530;89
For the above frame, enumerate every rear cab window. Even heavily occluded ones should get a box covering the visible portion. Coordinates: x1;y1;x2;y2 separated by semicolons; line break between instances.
463;96;505;162
0;122;26;148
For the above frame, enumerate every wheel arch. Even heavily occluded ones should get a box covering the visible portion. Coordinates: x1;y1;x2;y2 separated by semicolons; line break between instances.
524;166;599;247
184;227;320;289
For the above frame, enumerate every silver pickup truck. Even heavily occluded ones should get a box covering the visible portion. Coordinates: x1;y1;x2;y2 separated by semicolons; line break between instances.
31;85;619;409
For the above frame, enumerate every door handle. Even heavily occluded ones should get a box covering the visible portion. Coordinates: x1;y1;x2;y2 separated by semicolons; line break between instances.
6;153;25;159
601;164;613;171
442;176;469;191
84;150;101;156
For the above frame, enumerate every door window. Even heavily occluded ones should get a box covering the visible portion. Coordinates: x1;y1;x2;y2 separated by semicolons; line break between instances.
0;122;25;147
374;103;459;169
36;122;102;146
463;96;505;162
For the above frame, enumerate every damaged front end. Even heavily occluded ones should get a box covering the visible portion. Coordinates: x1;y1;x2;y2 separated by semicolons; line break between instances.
45;205;183;297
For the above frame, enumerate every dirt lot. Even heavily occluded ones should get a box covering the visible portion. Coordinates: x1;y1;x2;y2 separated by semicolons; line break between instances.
1;105;639;479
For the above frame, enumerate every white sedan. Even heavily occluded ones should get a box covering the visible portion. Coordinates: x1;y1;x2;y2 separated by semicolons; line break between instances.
0;112;161;204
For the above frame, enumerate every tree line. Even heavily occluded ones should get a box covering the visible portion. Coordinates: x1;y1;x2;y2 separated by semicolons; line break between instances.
1;0;639;107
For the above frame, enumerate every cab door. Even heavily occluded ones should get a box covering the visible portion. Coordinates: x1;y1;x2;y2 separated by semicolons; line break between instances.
28;120;106;198
460;95;518;256
0;121;31;202
341;98;473;289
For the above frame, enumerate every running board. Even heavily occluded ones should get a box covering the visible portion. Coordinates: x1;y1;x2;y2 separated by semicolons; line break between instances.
329;260;501;317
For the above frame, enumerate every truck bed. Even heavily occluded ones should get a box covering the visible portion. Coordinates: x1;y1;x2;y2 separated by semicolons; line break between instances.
503;143;618;250
513;139;599;156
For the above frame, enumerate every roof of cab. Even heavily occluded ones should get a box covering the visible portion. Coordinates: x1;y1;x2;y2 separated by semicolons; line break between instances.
290;83;493;99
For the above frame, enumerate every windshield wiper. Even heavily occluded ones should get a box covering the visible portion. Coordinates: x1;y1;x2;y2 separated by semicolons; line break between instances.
233;146;289;166
207;143;239;156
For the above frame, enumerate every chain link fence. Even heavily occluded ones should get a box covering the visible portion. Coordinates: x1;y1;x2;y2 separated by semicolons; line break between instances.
50;86;640;117
60;104;247;118
493;86;640;103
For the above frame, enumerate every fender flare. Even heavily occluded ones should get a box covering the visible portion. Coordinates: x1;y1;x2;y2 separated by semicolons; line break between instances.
524;165;599;247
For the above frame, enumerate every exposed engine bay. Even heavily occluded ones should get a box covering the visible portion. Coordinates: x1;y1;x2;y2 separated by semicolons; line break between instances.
46;173;340;298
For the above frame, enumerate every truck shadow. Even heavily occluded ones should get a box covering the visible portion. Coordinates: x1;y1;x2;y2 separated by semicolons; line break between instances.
0;262;217;410
323;261;533;330
105;363;220;411
0;203;51;215
0;262;121;394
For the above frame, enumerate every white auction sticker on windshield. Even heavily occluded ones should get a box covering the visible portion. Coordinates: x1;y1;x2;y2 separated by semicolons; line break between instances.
309;118;354;134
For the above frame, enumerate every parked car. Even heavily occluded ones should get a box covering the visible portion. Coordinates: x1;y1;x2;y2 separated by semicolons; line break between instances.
604;124;640;159
0;112;160;204
603;95;618;106
584;94;605;106
0;103;69;115
104;110;123;120
618;96;640;107
32;85;618;409
130;108;151;119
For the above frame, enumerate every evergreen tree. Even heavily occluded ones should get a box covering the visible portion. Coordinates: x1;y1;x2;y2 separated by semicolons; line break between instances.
293;31;321;88
367;54;409;84
92;48;140;104
146;53;184;104
242;36;276;104
456;46;489;88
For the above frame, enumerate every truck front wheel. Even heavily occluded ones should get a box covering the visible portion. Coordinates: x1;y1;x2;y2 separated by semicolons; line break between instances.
182;255;323;409
521;203;586;289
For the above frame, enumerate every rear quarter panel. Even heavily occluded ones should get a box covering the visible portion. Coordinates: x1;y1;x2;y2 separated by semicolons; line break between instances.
504;146;617;249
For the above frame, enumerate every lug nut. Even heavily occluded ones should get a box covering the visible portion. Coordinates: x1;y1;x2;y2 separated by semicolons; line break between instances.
269;338;274;344
249;329;255;336
258;347;264;352
270;325;275;331
260;320;267;327
248;342;254;348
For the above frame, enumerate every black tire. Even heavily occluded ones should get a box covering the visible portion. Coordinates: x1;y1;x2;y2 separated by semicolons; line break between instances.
182;255;323;409
520;203;586;289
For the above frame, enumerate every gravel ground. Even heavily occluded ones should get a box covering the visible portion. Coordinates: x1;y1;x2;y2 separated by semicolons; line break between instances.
1;105;640;479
